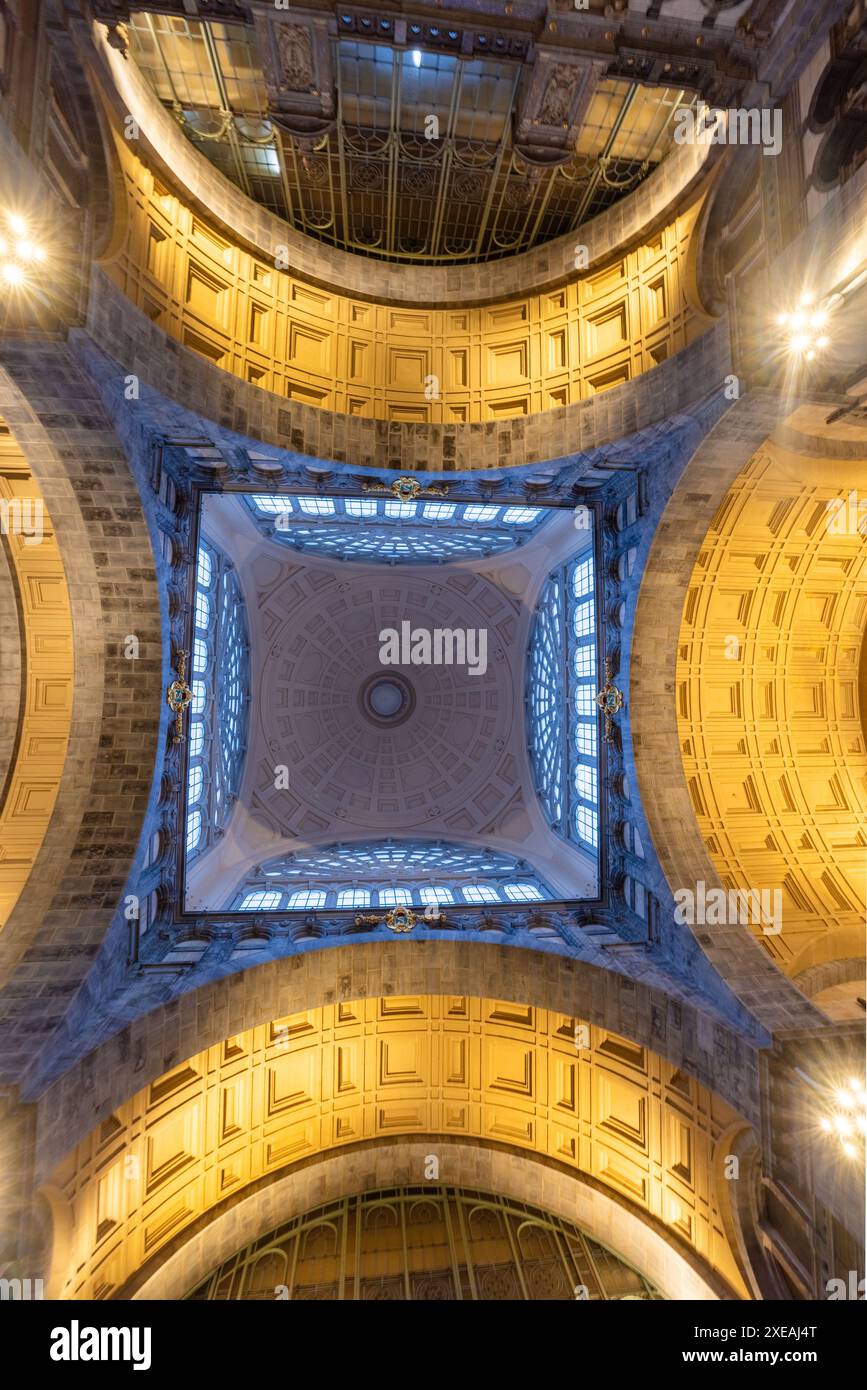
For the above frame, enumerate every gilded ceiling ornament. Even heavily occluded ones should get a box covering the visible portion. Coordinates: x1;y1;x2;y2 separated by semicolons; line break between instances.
166;651;193;745
385;906;415;933
361;476;449;501
354;905;445;933
594;658;624;742
354;906;415;932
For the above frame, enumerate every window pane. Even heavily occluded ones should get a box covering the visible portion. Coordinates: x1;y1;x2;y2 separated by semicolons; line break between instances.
419;886;454;905
254;495;295;514
574;599;594;638
573;556;594;598
574;644;596;679
186;809;202;853
188;764;203;803
574;722;597;757
298;496;335;515
287;890;326;909
337;888;370;908
504;884;543;902
462;884;499;903
378;887;412;906
240;889;281;910
575;806;598;848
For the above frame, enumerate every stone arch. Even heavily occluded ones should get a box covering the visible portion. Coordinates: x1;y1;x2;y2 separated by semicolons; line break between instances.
793;954;866;995
123;1141;731;1302
0;349;163;1082
712;1122;789;1300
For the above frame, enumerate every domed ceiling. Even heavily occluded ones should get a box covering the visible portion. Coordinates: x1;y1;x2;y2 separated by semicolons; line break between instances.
256;565;518;830
183;490;599;911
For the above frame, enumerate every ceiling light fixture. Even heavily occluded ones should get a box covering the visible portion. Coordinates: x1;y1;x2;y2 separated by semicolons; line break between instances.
776;294;834;359
1;211;46;291
412;48;422;66
796;1067;867;1157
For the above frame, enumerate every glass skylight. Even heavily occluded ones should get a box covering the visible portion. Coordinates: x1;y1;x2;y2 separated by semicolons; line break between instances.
245;494;550;563
229;840;552;910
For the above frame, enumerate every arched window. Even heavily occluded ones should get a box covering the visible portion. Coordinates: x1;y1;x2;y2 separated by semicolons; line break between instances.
337;889;370;909
228;840;553;911
239;890;281;912
186;809;202;855
185;539;250;863
527;545;599;855
244;494;551;563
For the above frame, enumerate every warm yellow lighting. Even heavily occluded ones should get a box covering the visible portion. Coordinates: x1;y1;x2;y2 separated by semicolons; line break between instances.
7;213;27;237
790;310;806;329
777;312;789;326
849;1078;864;1093
2;264;25;286
790;333;809;352
805;349;816;361
15;240;40;262
842;1141;857;1158
816;335;830;348
834;1113;852;1136
32;245;46;263
810;311;826;328
836;1088;855;1108
820;1117;833;1133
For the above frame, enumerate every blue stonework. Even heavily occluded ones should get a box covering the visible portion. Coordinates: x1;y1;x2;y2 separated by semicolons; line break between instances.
21;329;764;1096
